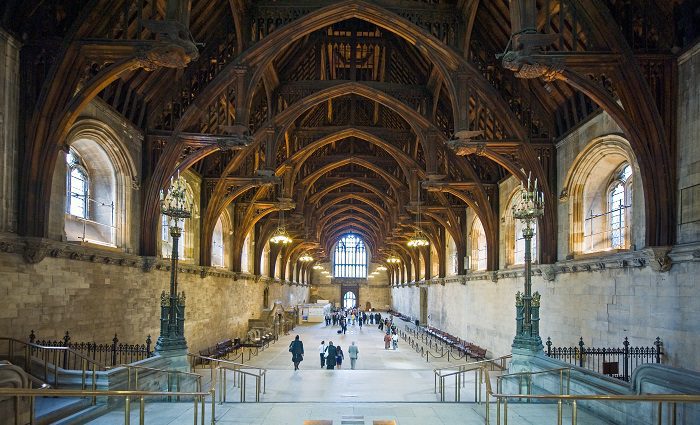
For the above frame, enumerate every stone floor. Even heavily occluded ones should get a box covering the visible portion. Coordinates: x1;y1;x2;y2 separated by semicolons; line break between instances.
86;320;605;424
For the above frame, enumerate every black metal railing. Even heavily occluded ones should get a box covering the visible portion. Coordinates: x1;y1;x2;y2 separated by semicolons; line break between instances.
545;336;663;382
29;330;152;369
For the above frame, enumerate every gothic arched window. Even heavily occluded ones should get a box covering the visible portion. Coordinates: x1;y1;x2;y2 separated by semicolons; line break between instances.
211;217;225;267
607;164;632;249
333;234;367;278
66;149;89;219
161;180;194;260
514;219;537;265
470;217;487;271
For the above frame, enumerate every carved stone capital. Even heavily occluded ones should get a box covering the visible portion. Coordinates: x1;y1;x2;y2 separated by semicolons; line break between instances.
23;238;49;264
541;265;556;281
644;247;673;272
142;256;158;272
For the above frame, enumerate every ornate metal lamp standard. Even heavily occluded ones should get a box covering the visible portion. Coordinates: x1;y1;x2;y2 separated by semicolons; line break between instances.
512;174;545;353
155;173;192;356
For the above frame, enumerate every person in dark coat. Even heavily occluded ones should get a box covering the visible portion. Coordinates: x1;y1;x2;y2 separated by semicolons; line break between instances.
289;335;304;370
325;341;337;369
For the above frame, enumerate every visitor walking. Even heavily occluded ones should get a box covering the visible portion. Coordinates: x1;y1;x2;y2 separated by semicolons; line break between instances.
384;332;391;349
348;341;359;369
392;332;398;350
325;342;337;369
318;340;326;368
289;335;304;370
335;345;344;369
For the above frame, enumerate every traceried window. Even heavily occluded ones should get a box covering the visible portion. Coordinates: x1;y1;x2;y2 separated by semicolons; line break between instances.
211;217;225;268
66;149;89;219
470;217;487;271
241;232;251;273
333;234;367;278
343;291;357;309
608;164;632;249
161;181;194;260
514;219;537;265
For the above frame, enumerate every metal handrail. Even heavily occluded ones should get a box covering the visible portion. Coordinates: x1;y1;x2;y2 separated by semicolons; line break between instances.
110;363;204;394
213;363;266;403
433;355;512;403
0;337;107;392
480;366;700;425
0;387;215;425
434;354;512;375
496;367;571;397
1;337;109;369
187;353;267;403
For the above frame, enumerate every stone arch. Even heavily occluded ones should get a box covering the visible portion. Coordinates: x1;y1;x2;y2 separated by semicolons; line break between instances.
561;134;645;255
503;187;539;267
61;119;138;250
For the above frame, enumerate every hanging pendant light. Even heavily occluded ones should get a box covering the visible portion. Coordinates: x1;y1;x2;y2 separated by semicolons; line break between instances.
408;184;430;247
386;255;401;264
270;226;293;244
407;231;430;247
270;203;292;244
377;265;388;271
312;264;323;270
299;254;313;262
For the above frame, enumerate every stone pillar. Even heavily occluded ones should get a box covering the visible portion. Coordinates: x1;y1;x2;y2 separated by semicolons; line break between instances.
0;29;20;233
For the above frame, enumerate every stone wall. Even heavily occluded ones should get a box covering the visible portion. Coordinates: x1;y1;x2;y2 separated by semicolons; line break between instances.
678;42;700;244
392;248;700;371
310;283;390;310
0;244;308;354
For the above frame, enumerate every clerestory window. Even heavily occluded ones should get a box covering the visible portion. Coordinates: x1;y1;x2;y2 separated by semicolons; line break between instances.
66;149;89;219
471;217;487;271
607;164;632;249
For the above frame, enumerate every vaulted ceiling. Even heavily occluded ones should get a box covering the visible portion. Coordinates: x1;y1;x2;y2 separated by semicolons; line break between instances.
3;0;693;278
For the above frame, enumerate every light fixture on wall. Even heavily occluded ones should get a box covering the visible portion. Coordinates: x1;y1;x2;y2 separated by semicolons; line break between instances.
299;254;313;262
407;184;430;247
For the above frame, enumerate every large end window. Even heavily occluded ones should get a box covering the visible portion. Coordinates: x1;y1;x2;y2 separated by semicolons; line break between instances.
333;234;367;278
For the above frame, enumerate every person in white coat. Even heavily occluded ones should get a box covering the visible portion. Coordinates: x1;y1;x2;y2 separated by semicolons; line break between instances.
318;340;326;368
348;341;359;369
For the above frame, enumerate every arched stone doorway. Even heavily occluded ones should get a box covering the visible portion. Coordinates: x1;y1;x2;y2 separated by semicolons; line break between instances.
263;287;269;309
365;301;372;311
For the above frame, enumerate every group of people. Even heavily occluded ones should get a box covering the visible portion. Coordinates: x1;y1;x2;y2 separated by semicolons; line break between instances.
289;309;399;371
317;340;360;369
325;308;383;330
289;337;361;370
380;317;399;350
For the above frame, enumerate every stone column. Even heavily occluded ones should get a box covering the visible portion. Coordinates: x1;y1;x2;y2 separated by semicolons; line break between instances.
0;29;20;233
